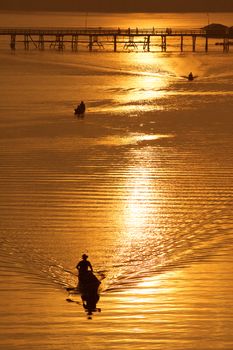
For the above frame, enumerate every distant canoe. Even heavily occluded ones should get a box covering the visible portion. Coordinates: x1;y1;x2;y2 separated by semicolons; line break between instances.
181;75;198;81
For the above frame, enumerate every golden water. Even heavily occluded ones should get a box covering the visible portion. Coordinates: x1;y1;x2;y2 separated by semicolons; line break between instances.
0;11;233;350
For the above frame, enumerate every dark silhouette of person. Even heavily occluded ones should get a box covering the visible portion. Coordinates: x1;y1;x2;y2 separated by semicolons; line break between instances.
79;101;86;113
74;101;86;116
76;254;93;278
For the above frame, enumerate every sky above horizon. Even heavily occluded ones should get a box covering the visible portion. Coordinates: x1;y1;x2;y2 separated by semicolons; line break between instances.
1;0;233;12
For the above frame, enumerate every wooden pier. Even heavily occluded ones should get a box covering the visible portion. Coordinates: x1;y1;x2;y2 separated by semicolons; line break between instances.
0;27;232;53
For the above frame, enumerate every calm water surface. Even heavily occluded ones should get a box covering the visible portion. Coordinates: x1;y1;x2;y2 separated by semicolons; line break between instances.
0;11;233;350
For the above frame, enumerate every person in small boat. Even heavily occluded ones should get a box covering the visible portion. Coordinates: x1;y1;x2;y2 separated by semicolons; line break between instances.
188;72;194;80
76;101;85;114
76;254;101;316
76;254;93;282
79;101;86;113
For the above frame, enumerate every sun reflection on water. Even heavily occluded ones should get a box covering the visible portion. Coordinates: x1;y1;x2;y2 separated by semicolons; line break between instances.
115;53;170;111
114;270;180;306
124;165;155;238
101;131;177;292
96;133;174;146
120;143;162;259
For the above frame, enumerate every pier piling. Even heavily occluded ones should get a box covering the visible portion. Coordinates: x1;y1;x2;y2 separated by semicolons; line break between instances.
38;34;44;50
161;35;166;52
10;34;16;50
192;36;196;52
205;36;209;52
114;35;117;52
180;35;183;52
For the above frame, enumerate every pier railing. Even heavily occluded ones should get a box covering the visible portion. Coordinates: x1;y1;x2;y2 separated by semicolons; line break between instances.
0;26;207;35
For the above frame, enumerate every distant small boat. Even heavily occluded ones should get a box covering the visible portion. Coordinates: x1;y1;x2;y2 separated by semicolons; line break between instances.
74;107;85;116
181;74;198;81
74;101;86;117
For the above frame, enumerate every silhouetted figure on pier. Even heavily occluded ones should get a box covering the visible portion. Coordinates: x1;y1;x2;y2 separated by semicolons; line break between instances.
74;101;86;117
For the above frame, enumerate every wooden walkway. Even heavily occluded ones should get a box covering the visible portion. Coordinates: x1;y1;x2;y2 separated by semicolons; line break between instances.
0;27;232;52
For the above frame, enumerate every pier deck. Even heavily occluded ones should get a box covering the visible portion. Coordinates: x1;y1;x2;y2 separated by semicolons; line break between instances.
0;27;232;52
